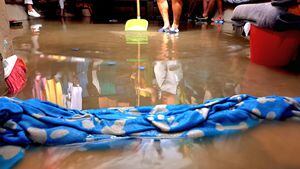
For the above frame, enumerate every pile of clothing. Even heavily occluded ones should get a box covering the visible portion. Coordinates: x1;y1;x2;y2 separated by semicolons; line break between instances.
231;0;300;31
1;94;300;168
224;0;259;5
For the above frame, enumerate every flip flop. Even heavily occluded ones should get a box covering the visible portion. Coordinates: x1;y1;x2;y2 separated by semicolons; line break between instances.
212;17;224;24
195;16;209;22
158;27;170;33
169;28;179;34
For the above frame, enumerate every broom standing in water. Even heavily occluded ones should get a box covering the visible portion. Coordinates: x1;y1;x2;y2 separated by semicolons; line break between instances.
157;0;183;34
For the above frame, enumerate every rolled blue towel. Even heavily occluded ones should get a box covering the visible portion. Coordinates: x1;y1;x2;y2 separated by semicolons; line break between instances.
1;94;300;169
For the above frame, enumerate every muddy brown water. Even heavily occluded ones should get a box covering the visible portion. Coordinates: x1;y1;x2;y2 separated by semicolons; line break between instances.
6;19;300;169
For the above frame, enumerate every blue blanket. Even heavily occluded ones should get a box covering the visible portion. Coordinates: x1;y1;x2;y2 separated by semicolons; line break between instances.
1;94;300;168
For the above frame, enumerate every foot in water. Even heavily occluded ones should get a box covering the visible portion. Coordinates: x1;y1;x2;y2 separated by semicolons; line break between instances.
28;9;40;18
158;27;170;33
169;27;179;34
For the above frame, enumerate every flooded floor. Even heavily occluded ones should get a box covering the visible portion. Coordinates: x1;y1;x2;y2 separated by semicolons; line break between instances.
7;19;300;169
15;122;300;169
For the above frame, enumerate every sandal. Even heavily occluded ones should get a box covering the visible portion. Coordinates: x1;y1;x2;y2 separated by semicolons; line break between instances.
195;16;209;22
212;17;224;24
169;28;179;34
158;27;170;33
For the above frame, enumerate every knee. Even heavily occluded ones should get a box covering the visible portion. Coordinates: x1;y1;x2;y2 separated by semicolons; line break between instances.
157;0;166;4
171;0;183;5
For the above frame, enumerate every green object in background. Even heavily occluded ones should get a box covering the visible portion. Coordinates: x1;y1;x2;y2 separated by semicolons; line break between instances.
127;58;146;62
125;0;148;31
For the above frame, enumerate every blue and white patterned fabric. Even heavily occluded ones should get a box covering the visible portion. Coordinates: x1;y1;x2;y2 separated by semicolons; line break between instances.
1;94;300;169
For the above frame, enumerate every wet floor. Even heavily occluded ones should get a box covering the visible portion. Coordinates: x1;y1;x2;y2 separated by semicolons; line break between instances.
15;122;300;169
13;19;300;108
7;19;300;169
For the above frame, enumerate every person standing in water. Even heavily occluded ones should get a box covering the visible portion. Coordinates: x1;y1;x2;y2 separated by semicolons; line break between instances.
157;0;183;34
200;0;224;22
24;0;41;18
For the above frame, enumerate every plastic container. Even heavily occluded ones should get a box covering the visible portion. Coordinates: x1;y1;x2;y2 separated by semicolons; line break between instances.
250;25;300;67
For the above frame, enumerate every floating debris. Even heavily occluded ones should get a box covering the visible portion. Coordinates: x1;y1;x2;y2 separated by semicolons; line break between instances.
72;48;80;51
105;61;117;65
138;66;145;70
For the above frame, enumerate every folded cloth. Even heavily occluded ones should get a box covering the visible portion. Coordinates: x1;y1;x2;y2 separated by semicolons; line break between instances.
232;2;300;31
271;0;299;8
224;0;259;5
232;3;284;28
275;12;300;30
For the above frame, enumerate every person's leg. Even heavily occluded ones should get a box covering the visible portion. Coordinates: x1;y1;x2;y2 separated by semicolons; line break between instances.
203;0;215;18
211;0;223;22
59;0;65;16
24;0;33;11
216;0;223;19
25;0;40;17
186;0;197;19
202;0;208;17
171;0;183;29
157;0;170;29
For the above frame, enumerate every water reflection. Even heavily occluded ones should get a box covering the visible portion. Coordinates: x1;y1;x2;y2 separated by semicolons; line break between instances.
28;54;137;109
96;60;132;108
129;34;185;105
24;30;215;108
153;35;183;104
11;20;299;109
30;56;100;110
18;23;251;109
30;24;43;55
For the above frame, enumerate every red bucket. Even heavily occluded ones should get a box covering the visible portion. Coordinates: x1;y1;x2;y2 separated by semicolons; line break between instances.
250;25;300;67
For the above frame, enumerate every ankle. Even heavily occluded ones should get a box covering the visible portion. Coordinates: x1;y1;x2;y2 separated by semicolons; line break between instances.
163;24;170;29
27;5;33;11
171;24;179;29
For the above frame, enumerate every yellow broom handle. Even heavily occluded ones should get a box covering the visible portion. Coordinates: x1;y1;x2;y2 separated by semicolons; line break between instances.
137;0;141;19
137;43;141;106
